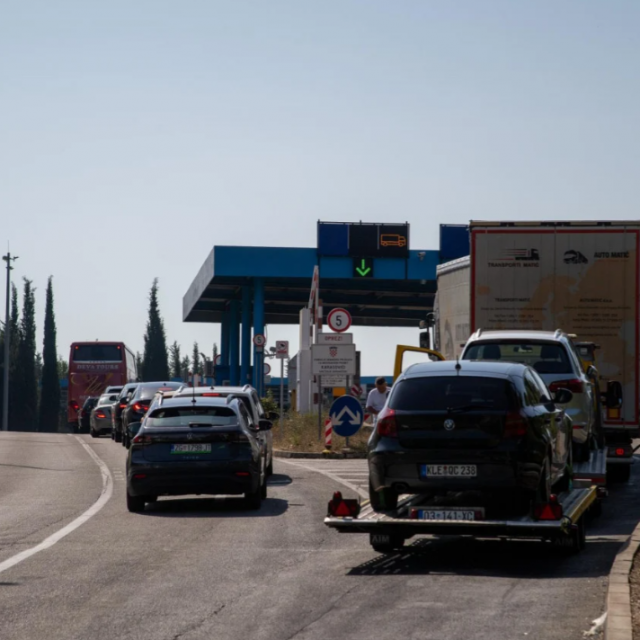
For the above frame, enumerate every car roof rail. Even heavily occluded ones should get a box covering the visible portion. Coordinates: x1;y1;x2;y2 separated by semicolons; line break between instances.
476;328;482;337
554;328;564;338
242;384;253;392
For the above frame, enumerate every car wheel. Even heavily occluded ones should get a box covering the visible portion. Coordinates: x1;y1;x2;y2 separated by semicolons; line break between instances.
90;428;98;438
126;492;146;513
114;429;122;443
244;481;262;510
369;480;398;512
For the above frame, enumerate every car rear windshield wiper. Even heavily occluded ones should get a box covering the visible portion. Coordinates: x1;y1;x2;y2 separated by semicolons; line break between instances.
447;404;493;414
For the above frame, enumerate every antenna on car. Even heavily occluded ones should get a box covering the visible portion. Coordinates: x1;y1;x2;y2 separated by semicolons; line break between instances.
191;376;196;405
455;356;461;372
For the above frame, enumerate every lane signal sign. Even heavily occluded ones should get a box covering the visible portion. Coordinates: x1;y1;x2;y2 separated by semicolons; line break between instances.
353;257;374;278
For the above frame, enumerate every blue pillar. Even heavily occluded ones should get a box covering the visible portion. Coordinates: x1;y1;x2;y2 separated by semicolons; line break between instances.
252;278;265;395
221;305;230;368
241;286;252;385
229;300;240;385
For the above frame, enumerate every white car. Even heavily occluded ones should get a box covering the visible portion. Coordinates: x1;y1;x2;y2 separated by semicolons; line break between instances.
461;329;599;461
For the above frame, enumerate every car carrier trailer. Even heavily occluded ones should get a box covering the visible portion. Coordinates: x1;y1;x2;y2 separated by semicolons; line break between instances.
326;451;606;555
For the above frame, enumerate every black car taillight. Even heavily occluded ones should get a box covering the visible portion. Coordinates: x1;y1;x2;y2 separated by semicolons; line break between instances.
504;411;527;438
131;434;152;447
376;407;398;438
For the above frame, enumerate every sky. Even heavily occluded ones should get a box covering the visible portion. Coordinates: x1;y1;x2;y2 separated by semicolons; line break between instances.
2;1;640;376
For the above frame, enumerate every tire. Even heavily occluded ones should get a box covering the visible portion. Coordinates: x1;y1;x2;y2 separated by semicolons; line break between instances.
114;428;122;443
609;464;631;483
126;492;146;513
370;534;404;554
124;433;131;449
244;481;262;510
90;428;98;439
369;480;398;512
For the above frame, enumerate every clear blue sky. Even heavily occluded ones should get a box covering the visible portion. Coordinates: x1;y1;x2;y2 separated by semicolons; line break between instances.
2;1;639;375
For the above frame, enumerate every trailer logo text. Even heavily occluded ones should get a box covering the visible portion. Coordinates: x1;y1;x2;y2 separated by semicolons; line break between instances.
489;248;539;268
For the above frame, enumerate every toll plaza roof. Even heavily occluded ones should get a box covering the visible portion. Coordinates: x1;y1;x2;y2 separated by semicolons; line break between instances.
183;245;439;328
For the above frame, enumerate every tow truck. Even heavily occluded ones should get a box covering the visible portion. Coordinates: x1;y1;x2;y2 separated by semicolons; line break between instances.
325;346;607;556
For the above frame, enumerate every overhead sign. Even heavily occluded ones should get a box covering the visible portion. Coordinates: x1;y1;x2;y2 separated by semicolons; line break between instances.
317;222;410;258
275;340;289;359
316;332;353;344
312;344;356;376
353;257;374;278
327;308;352;333
253;334;266;347
330;395;364;437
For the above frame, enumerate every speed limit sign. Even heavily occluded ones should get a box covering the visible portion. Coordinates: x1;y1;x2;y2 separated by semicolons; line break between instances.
327;308;352;333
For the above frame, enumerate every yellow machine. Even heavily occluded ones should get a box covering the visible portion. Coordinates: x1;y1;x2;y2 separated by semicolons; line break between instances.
393;345;445;381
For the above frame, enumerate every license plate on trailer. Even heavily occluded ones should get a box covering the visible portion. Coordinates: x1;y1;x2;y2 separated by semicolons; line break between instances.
414;509;482;521
420;464;477;478
170;444;212;454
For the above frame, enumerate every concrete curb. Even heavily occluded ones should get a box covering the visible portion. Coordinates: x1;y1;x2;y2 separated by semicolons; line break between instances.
605;519;640;639
273;449;366;460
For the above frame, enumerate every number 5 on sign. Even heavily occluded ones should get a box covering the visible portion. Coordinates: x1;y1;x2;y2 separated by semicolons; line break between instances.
327;308;352;333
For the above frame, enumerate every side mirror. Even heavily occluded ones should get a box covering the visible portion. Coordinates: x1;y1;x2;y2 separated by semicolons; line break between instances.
586;365;598;380
268;411;279;421
258;419;273;431
605;380;623;408
553;388;573;405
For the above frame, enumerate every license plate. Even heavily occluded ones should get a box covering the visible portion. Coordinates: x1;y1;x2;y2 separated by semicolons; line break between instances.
414;509;480;521
170;444;212;454
420;464;477;478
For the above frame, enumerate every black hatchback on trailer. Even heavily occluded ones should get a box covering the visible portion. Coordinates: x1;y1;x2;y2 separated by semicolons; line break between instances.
126;395;271;512
368;360;574;513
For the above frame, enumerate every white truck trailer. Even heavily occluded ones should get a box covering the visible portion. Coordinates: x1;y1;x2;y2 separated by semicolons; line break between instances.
434;220;637;479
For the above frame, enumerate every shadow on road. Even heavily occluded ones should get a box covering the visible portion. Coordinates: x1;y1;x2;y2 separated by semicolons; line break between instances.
142;496;289;518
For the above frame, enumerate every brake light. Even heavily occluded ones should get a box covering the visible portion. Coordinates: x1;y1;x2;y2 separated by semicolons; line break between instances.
327;491;361;518
132;434;152;445
235;471;250;477
504;411;527;437
616;448;625;456
96;411;106;419
133;403;148;413
549;379;584;394
376;407;398;438
69;400;79;411
119;402;128;409
202;393;221;397
533;495;563;520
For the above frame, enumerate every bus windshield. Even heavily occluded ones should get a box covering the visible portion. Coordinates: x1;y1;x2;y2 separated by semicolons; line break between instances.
72;344;123;361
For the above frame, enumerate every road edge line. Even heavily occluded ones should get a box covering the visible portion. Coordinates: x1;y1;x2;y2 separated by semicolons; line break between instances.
278;458;369;499
0;435;114;575
604;512;640;639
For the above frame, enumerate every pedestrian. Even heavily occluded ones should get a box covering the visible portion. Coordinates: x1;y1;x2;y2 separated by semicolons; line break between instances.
366;377;389;421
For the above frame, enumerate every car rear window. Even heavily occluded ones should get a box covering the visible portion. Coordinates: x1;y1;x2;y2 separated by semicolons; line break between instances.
146;406;237;427
139;384;179;400
389;376;514;412
463;341;573;375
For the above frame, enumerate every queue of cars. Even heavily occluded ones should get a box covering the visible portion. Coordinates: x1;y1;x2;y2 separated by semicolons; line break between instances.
76;379;277;512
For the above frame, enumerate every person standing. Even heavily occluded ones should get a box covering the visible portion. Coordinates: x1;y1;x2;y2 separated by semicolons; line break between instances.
366;377;389;419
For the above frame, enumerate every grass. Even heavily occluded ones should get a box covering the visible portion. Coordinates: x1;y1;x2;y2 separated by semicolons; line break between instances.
272;411;371;454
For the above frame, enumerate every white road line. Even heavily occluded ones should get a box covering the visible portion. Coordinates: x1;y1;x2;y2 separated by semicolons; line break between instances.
279;459;369;499
0;435;113;575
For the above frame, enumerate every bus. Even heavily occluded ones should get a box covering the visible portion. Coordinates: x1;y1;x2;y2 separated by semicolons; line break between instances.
67;342;137;428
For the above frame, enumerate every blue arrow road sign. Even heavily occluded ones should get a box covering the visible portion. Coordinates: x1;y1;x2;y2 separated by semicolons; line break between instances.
330;395;364;438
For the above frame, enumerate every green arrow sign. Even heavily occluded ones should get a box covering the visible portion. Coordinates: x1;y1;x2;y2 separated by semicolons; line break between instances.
353;257;374;278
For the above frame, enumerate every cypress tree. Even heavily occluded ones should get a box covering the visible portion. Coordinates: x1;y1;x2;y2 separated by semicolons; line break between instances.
39;277;60;432
135;352;143;380
16;279;37;430
141;279;170;381
169;341;181;379
180;356;191;381
8;284;21;430
192;342;202;377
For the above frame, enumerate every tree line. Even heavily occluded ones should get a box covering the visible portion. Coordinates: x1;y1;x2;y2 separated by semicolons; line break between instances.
0;277;214;432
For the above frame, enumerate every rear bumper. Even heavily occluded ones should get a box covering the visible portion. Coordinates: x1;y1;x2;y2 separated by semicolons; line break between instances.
93;418;112;434
127;461;259;497
369;451;540;493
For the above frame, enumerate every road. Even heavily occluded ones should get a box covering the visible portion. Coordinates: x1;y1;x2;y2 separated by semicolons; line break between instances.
1;432;638;640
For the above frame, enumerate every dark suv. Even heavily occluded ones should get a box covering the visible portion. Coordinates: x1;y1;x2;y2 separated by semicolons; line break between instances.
121;381;182;448
112;383;139;443
368;360;573;513
78;397;98;433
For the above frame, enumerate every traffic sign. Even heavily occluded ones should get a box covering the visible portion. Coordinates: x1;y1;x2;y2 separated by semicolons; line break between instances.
275;340;289;359
253;334;266;347
264;362;271;375
353;257;374;278
214;354;222;365
316;332;353;344
321;375;348;387
330;395;363;437
327;308;352;333
351;385;363;397
312;344;356;375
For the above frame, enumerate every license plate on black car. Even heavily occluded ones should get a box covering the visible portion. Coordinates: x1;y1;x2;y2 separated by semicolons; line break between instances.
420;464;477;478
170;444;212;454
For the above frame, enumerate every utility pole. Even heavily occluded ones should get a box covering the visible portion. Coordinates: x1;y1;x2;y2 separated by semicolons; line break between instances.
2;252;18;431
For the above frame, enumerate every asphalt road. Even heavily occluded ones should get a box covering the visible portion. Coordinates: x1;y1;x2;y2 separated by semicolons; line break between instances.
1;432;638;640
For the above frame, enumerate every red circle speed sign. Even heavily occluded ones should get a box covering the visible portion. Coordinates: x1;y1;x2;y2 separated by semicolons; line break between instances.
327;308;352;333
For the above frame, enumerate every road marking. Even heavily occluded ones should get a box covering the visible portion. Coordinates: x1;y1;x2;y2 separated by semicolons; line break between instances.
279;458;369;499
0;435;113;575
